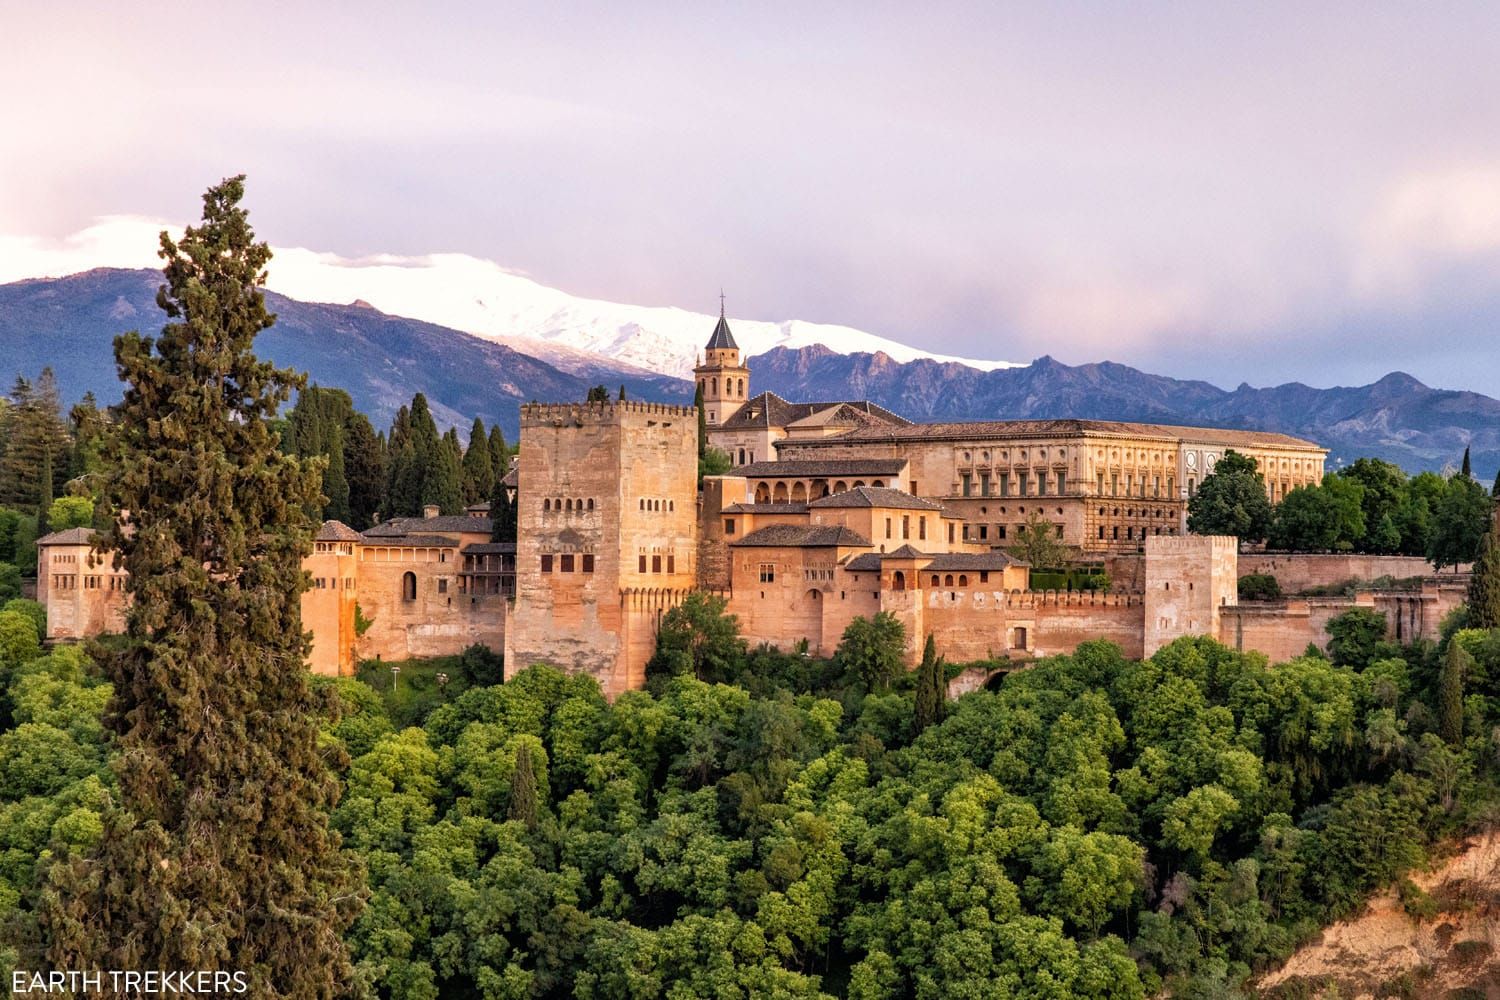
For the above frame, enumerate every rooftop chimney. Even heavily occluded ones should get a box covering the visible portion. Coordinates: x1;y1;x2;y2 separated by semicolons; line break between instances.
423;504;440;519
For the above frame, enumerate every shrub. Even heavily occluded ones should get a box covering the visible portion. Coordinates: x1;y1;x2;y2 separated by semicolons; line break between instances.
1239;573;1283;601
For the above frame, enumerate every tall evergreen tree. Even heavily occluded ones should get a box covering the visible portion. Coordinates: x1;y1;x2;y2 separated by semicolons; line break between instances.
1468;530;1500;629
1462;446;1472;478
344;411;384;528
586;385;609;403
1492;468;1500;499
428;427;464;515
1439;638;1469;745
508;743;539;831
490;464;517;543
41;176;361;992
618;385;627;401
695;383;707;460
462;417;494;505
35;447;53;536
914;633;946;733
488;424;509;486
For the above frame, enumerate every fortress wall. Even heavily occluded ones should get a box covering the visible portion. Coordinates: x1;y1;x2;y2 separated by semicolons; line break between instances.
1239;552;1449;593
353;549;506;665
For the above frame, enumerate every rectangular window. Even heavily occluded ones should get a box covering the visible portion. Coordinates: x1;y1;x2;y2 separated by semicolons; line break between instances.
560;554;575;573
541;554;553;573
1056;472;1066;495
1097;473;1105;494
979;524;989;540
961;473;972;497
1153;476;1161;498
980;571;990;583
583;554;595;573
667;555;675;574
980;473;991;496
902;515;910;539
910;479;918;494
919;517;927;540
997;524;1006;539
999;472;1010;497
438;578;449;593
948;523;955;543
1037;473;1048;496
652;555;662;573
759;563;775;583
1111;473;1119;496
886;517;892;539
1018;472;1029;496
638;555;648;573
724;518;736;535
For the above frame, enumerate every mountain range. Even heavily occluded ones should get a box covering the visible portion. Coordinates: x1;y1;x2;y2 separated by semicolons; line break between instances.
1;267;1496;476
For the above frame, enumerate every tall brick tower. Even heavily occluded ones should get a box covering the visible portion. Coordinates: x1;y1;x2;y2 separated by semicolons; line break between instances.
692;297;750;427
505;399;699;697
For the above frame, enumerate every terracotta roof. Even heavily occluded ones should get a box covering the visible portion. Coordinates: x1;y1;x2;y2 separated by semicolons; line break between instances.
364;515;494;536
885;544;927;558
842;553;884;572
733;458;908;478
36;526;97;546
731;524;872;548
807;486;943;511
923;551;1025;570
718;392;911;432
461;542;516;554
315;520;363;542
722;502;810;514
780;417;1323;451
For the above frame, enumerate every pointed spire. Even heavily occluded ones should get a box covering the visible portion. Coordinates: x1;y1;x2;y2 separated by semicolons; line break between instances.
705;291;738;352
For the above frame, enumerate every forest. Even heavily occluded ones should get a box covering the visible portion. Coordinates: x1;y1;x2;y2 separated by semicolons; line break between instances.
4;586;1500;997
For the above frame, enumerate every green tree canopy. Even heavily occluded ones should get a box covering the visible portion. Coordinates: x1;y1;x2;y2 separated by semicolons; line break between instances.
1428;473;1491;570
1187;450;1272;542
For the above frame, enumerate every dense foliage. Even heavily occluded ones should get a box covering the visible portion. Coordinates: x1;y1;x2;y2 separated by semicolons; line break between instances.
1187;450;1274;543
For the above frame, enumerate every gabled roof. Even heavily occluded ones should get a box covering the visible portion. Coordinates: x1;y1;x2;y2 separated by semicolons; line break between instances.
732;458;908;478
731;524;872;548
705;310;738;351
885;544;926;558
316;520;363;542
722;502;810;514
842;553;884;572
718;392;911;432
923;551;1026;570
36;526;97;546
807;486;943;511
364;515;494;536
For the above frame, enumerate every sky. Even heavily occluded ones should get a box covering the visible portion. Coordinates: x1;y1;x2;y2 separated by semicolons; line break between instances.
3;2;1500;392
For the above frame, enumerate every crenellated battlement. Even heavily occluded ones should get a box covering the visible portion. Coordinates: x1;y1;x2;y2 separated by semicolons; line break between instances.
520;400;697;427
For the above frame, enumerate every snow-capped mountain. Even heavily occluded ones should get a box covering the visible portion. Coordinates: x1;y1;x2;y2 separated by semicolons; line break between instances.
0;217;1020;379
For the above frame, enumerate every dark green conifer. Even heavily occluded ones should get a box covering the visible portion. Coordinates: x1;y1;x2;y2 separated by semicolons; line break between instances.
344;411;384;528
695;383;707;459
1462;446;1472;478
35;447;53;536
488;424;509;486
914;633;946;733
1468;530;1500;629
462;417;493;505
41;176;362;993
509;742;539;831
618;384;627;401
1439;638;1469;744
490;464;517;543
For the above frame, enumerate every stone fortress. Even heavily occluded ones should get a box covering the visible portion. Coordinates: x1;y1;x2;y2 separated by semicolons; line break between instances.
36;309;1466;696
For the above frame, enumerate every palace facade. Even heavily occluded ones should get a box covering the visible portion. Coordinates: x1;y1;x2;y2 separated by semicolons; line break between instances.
39;309;1453;700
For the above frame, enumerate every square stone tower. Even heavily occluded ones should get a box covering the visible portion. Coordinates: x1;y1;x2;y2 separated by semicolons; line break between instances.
505;399;700;697
1143;534;1238;656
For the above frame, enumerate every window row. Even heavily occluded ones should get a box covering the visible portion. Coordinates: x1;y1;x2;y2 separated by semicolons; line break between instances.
961;471;1067;497
883;515;929;541
312;577;356;590
1097;506;1174;518
1099;525;1179;540
638;498;676;512
543;497;595;513
635;553;677;574
541;553;596;574
1095;474;1175;498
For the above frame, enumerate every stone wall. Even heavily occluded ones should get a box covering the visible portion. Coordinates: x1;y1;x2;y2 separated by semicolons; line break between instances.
1238;552;1452;593
1143;535;1238;656
352;545;506;666
1221;580;1467;661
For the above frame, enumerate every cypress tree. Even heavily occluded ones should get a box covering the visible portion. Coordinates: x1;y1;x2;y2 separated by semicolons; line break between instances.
41;176;361;992
1468;530;1500;629
1492;468;1500;499
1439;638;1469;745
914;633;946;733
490;464;517;543
1462;446;1472;478
408;394;441;511
389;440;420;518
618;384;627;401
488;424;509;486
462;417;493;504
509;743;539;831
695;383;707;459
344;412;384;528
428;428;464;515
35;446;53;536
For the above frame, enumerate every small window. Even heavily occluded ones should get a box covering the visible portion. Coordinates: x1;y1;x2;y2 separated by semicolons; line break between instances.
561;554;575;573
541;555;553;573
724;518;736;535
667;555;675;574
980;571;989;583
438;578;448;594
652;554;662;573
958;575;968;587
759;563;775;583
583;554;595;573
638;555;647;573
402;571;417;600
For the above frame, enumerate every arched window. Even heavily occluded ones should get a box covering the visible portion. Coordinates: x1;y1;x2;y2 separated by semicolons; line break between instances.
892;571;906;591
944;574;954;586
931;575;940;587
791;482;807;503
834;480;847;493
712;377;719;395
543;499;551;511
853;480;865;489
755;483;770;504
565;499;573;511
402;572;416;601
587;498;594;511
738;378;745;396
738;448;746;464
773;482;789;503
958;575;968;587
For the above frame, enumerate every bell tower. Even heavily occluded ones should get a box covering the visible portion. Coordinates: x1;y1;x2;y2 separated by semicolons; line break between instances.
693;294;750;426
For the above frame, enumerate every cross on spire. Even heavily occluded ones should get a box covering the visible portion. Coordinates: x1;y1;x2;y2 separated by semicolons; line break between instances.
719;289;726;317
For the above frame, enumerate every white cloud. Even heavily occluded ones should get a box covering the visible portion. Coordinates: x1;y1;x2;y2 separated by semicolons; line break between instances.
1354;165;1500;299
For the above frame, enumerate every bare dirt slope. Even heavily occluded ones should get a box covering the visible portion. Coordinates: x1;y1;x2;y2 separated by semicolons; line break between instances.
1259;832;1500;998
